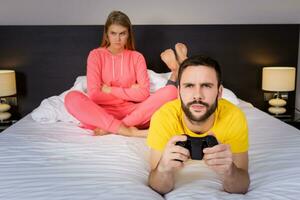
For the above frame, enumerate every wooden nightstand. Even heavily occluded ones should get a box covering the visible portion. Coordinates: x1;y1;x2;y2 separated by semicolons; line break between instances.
0;120;17;133
285;121;300;130
272;114;300;130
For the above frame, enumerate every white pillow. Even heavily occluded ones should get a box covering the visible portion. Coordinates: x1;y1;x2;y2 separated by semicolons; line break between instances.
147;70;171;93
221;88;239;105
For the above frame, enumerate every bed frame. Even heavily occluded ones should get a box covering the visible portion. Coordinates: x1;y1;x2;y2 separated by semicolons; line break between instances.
0;25;299;117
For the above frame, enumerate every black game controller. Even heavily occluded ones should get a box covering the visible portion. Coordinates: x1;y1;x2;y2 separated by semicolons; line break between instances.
176;135;218;160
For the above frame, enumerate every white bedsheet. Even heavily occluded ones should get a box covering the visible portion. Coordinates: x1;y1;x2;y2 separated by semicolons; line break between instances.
0;117;162;200
1;103;300;199
167;103;300;200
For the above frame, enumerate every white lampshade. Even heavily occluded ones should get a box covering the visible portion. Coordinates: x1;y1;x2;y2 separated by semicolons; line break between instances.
262;67;296;92
0;70;17;97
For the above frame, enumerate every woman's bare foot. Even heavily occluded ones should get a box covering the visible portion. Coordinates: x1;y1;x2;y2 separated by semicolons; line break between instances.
160;49;179;82
175;43;188;64
128;127;148;138
117;124;148;138
161;49;179;72
93;128;109;136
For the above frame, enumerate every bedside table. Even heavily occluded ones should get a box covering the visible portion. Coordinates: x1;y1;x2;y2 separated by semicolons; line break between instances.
0;120;16;133
272;114;300;130
285;121;300;130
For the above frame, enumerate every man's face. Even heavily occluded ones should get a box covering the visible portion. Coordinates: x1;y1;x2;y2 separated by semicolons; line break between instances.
179;65;222;124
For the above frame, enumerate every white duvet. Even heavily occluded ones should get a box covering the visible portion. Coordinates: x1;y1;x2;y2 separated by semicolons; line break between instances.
1;101;300;200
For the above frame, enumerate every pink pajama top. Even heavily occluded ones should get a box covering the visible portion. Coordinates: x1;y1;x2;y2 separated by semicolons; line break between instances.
87;48;150;106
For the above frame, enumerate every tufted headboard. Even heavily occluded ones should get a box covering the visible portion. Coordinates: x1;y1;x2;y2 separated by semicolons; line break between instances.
0;25;299;117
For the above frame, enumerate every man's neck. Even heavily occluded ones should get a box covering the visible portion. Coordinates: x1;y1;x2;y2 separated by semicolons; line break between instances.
183;113;215;134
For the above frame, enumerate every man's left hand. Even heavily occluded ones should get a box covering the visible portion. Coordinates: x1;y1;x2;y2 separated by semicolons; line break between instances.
203;144;234;176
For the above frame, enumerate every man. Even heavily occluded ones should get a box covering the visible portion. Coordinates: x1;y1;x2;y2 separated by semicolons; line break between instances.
147;54;250;194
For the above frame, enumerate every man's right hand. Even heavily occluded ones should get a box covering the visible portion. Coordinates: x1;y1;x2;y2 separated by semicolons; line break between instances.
157;135;190;173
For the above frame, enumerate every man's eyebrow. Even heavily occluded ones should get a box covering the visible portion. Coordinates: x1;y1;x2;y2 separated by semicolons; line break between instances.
201;82;214;86
182;82;194;86
182;82;214;86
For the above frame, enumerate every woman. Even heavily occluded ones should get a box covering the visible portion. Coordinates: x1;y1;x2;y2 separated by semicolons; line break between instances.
65;11;187;137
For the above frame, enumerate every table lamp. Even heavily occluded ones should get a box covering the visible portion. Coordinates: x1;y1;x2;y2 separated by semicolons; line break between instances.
262;67;296;115
0;70;17;121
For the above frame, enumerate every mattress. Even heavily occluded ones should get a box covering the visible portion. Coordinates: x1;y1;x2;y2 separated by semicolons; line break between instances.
0;101;300;200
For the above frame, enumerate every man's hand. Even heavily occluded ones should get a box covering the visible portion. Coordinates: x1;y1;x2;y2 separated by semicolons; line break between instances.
203;144;234;176
157;135;190;173
101;84;111;93
149;135;190;194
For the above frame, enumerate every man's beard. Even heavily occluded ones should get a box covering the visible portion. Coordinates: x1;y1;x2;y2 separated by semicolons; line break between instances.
180;97;218;124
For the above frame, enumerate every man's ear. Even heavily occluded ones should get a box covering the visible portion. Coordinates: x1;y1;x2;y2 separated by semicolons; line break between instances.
218;85;223;100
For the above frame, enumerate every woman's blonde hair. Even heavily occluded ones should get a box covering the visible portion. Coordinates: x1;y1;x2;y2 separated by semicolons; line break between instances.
100;11;135;50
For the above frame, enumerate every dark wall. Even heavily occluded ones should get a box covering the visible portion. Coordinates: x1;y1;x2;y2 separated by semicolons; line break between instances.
0;25;299;117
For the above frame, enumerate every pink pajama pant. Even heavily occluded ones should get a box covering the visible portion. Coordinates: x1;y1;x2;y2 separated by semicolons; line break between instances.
64;85;177;132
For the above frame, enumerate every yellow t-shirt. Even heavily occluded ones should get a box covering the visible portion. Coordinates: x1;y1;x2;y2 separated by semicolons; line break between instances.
147;99;249;153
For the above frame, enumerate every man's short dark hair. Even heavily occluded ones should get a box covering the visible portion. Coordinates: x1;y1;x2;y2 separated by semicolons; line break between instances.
177;55;222;87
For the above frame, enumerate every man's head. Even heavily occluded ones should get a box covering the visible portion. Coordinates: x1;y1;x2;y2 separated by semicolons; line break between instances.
178;55;223;124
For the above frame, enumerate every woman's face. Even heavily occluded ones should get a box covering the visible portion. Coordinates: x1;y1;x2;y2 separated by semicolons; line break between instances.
107;24;129;51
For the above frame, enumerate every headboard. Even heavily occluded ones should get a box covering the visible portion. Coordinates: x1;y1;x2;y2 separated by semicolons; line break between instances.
0;25;299;117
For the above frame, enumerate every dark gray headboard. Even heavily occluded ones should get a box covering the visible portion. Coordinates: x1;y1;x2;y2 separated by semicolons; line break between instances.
0;25;299;117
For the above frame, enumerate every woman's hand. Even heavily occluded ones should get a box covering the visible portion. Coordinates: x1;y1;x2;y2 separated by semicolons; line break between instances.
101;84;112;93
131;84;140;89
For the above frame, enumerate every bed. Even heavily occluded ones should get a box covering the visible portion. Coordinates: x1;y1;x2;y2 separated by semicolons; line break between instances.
1;24;299;200
1;71;300;200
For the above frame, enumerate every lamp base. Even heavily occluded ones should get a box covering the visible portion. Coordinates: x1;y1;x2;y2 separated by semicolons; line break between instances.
0;112;11;121
0;103;11;112
268;106;286;115
268;97;287;107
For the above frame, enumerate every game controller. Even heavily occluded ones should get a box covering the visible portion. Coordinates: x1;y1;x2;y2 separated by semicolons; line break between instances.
175;135;218;160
